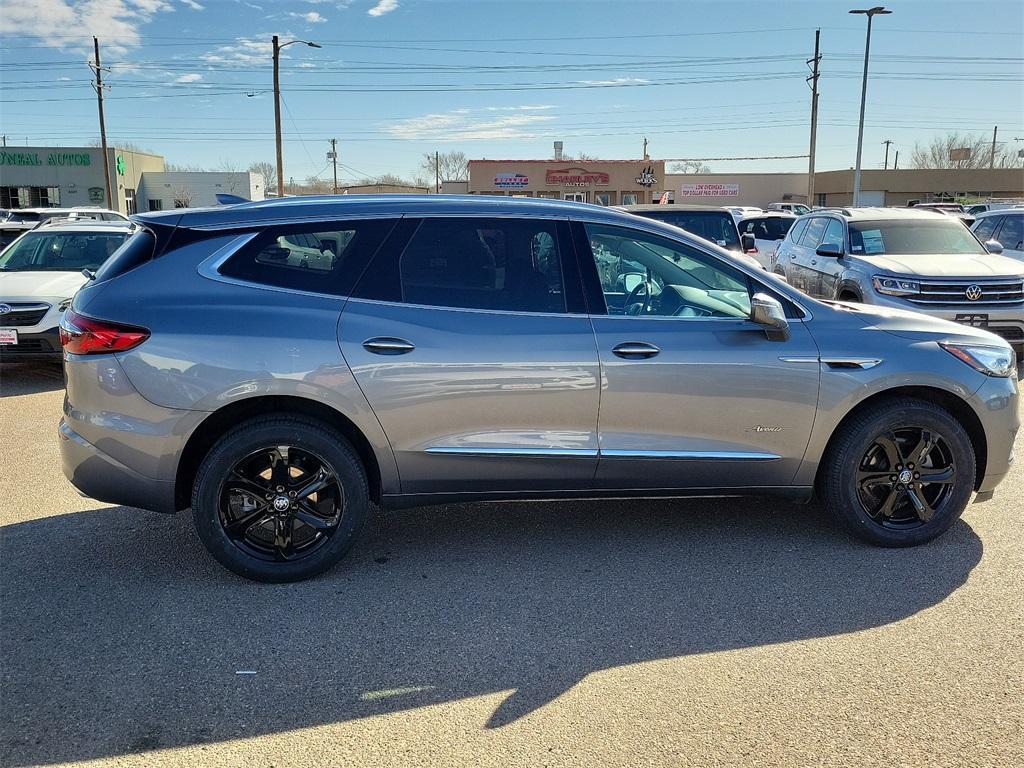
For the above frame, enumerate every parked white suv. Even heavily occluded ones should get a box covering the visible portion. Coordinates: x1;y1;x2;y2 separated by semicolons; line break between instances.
0;220;133;358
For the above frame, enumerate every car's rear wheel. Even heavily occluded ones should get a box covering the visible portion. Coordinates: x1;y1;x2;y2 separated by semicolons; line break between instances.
819;398;975;547
192;416;368;582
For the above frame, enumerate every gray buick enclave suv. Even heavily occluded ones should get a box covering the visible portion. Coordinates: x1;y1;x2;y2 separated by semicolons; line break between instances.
59;196;1019;582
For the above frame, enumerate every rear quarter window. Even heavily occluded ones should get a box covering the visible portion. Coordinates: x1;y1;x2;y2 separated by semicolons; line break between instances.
219;219;398;296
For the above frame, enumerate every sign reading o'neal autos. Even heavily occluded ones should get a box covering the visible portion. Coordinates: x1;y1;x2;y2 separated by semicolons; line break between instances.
681;183;740;197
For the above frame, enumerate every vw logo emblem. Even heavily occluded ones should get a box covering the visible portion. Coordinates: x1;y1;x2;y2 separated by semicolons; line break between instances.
965;284;983;301
0;304;11;315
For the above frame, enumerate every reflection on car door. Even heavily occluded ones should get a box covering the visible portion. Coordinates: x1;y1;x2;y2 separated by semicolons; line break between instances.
810;217;846;298
575;221;820;491
338;216;601;497
791;216;828;297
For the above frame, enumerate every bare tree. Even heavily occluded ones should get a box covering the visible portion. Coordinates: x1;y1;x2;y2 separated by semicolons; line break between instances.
910;132;1022;169
669;160;712;174
420;151;468;190
171;183;194;209
248;161;277;194
165;162;206;172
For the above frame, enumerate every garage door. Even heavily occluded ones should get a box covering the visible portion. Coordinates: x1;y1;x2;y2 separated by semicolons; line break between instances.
858;190;885;206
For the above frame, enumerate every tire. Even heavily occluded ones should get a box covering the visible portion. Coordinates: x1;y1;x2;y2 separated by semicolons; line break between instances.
192;416;369;582
818;397;976;547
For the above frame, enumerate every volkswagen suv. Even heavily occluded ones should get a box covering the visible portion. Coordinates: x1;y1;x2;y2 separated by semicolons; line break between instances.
772;207;1024;352
59;196;1018;582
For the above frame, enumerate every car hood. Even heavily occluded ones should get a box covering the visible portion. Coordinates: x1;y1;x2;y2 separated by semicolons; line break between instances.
823;300;1011;346
858;252;1024;278
0;271;87;300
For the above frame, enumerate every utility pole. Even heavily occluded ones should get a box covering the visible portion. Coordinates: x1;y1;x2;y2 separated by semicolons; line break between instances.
882;139;894;169
893;150;899;170
642;136;649;160
328;138;338;194
90;37;113;211
990;125;998;169
435;150;440;194
850;7;892;206
272;35;284;198
806;28;821;206
272;36;321;198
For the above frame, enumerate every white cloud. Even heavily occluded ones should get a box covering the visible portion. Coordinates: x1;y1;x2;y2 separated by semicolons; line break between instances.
367;0;397;17
578;77;650;86
180;0;203;9
174;72;202;82
289;11;326;23
201;36;275;66
388;108;557;142
0;0;175;54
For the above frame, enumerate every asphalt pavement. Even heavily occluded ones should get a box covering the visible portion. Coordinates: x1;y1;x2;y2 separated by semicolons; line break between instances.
1;359;1021;768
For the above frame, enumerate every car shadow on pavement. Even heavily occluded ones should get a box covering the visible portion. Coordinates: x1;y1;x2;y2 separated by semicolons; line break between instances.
0;361;64;397
0;498;982;765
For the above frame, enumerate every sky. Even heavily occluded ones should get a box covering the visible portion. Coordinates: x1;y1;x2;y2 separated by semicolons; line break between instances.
1;0;1022;185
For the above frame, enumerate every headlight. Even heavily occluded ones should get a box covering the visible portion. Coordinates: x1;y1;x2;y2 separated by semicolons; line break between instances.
58;298;73;312
940;342;1016;377
872;275;920;297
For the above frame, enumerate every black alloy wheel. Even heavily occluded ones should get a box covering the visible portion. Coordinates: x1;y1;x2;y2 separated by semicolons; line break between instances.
856;427;956;529
219;445;344;562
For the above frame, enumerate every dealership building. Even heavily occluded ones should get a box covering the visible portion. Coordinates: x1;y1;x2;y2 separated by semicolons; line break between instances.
0;146;264;213
461;157;1023;209
466;159;668;205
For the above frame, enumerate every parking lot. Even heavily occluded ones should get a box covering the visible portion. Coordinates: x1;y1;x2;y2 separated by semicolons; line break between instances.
0;358;1019;767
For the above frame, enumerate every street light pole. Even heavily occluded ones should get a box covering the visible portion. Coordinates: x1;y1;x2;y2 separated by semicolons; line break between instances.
850;6;891;206
272;36;321;198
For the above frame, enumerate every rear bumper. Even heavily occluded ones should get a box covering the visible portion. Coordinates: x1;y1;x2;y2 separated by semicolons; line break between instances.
59;419;176;513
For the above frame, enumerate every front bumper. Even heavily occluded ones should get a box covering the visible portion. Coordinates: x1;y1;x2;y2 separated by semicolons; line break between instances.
970;373;1019;494
0;326;61;359
866;294;1024;346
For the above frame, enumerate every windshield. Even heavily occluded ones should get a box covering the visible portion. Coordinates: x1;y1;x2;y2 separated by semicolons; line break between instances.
848;220;986;256
635;211;741;250
0;231;131;272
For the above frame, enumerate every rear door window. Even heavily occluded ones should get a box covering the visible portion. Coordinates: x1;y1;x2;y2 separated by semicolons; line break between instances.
787;217;809;245
799;217;828;247
398;217;566;313
220;219;398;296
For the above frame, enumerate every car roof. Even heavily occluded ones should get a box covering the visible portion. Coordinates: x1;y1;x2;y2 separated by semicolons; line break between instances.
738;212;797;222
29;220;134;233
133;194;743;230
974;208;1024;219
806;207;958;221
616;203;730;213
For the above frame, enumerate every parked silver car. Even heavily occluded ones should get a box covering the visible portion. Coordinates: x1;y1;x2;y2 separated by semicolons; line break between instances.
59;196;1018;581
773;207;1024;351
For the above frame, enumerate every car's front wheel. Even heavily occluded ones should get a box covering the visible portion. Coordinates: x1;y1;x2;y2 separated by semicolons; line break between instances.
192;416;369;582
819;398;976;547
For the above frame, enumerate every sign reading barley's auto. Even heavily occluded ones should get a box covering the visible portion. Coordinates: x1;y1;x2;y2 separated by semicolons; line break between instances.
545;167;610;187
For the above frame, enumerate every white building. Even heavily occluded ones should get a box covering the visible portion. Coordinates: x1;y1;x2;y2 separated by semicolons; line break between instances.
138;172;265;212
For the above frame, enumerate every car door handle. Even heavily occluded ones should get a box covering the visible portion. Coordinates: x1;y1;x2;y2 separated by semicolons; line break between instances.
362;337;415;355
612;342;660;359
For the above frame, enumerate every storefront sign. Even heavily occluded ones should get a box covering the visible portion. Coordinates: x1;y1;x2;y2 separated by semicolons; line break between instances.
494;172;529;189
0;151;91;167
681;183;740;197
634;165;658;187
545;167;609;187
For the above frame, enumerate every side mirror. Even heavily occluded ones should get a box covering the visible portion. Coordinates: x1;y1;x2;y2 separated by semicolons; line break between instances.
816;241;843;258
741;232;757;252
749;292;790;342
622;272;645;292
985;239;1004;255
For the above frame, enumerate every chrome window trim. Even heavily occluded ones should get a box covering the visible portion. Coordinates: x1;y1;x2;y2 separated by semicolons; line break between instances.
189;211;573;232
345;296;586;319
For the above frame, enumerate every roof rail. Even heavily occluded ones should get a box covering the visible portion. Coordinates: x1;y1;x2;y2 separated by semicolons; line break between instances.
814;206;853;216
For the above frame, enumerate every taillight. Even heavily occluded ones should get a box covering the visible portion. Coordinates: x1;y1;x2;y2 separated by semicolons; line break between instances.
59;309;149;355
